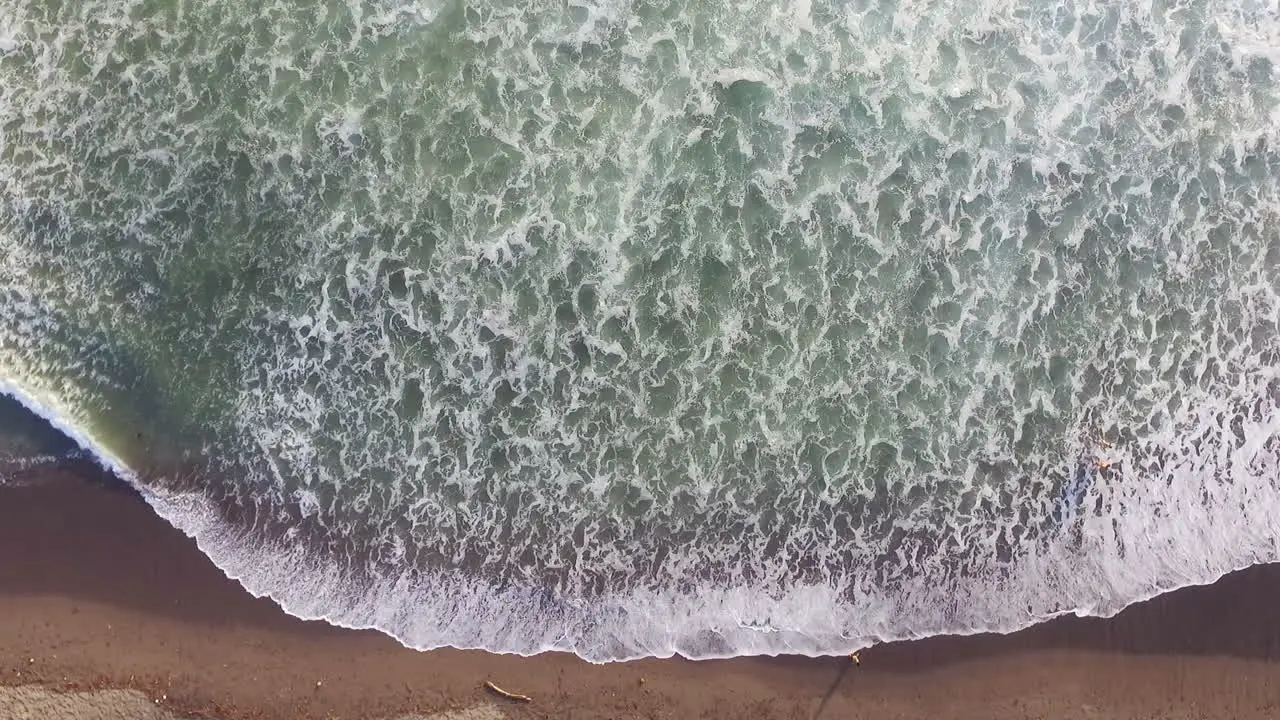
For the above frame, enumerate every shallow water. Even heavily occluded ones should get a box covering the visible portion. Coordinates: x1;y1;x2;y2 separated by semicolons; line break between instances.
1;0;1279;660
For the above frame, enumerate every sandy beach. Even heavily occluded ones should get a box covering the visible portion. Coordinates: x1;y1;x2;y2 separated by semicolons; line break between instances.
2;467;1280;720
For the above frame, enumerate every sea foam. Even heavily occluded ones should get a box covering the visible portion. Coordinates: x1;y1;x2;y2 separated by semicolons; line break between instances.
1;0;1279;661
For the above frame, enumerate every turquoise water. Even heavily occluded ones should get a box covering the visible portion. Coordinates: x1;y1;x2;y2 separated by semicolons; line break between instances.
1;0;1279;660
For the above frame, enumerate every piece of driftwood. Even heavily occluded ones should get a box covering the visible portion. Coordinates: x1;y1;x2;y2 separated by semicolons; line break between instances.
484;680;533;703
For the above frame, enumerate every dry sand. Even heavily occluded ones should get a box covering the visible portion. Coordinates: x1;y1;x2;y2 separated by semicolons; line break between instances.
2;467;1280;719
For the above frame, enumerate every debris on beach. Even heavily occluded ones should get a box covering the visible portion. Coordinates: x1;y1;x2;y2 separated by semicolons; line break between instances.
482;681;532;703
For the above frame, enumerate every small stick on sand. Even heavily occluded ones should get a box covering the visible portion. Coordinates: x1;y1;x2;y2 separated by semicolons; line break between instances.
484;680;533;703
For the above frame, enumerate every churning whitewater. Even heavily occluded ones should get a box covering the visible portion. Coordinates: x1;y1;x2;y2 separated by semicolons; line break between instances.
2;0;1280;660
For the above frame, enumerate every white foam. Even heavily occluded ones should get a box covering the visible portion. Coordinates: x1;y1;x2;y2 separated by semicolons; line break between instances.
3;0;1280;663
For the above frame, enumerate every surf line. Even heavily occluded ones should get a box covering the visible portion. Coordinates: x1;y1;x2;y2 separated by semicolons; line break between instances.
0;378;143;489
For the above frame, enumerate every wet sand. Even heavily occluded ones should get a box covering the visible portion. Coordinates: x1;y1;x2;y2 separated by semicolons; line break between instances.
2;467;1280;719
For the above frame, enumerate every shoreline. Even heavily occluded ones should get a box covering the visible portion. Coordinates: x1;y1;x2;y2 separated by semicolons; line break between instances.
2;383;1271;668
1;470;1279;718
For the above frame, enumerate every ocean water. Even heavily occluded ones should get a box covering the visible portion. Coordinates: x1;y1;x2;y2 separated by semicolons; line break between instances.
0;393;80;485
1;0;1279;661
